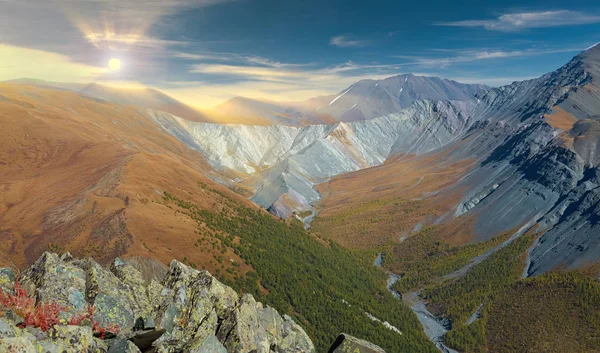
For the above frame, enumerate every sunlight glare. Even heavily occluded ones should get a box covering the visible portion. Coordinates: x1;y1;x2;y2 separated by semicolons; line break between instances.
108;58;122;71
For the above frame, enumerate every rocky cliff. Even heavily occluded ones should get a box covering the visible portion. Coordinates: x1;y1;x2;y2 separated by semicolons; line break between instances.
0;253;316;353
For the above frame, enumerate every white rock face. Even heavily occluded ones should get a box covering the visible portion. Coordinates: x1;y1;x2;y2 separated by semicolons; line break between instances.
149;100;471;217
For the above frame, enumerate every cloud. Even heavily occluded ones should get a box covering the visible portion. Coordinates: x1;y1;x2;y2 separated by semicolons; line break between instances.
438;10;600;31
393;47;582;68
330;36;369;48
160;54;408;106
0;44;107;82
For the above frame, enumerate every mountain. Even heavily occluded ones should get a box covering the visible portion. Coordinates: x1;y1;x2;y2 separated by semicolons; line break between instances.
0;82;255;272
2;46;600;353
153;45;600;276
150;97;471;218
148;44;600;351
6;78;212;123
209;75;487;126
0;82;440;352
310;74;488;122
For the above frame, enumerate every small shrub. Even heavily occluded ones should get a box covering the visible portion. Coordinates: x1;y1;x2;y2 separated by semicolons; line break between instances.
0;280;120;337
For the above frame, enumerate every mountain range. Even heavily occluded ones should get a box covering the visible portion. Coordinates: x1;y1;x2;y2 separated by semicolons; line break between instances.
1;43;600;353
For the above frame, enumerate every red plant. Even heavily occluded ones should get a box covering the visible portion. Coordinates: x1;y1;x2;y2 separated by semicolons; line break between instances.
68;304;121;338
0;280;63;331
0;280;120;337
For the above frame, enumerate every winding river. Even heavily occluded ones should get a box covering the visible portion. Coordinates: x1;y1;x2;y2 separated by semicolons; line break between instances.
375;253;458;353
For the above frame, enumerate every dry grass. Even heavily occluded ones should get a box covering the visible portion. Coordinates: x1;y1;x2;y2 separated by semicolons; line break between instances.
0;83;257;277
312;151;475;248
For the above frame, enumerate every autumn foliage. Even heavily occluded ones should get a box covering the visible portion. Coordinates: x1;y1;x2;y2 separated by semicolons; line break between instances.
0;280;120;337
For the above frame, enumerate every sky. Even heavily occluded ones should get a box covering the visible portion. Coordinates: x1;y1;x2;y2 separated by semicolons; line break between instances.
0;0;599;108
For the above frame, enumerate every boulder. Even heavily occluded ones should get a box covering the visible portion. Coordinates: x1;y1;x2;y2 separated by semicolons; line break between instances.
328;333;386;353
0;337;38;353
0;268;15;292
184;334;227;353
154;260;237;344
18;252;87;319
107;338;142;353
110;258;153;316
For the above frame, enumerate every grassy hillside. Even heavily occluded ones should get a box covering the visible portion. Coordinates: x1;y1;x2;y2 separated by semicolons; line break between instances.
385;226;511;293
420;232;600;353
162;186;437;352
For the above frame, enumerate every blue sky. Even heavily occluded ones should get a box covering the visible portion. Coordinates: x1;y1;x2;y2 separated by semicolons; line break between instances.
0;0;599;107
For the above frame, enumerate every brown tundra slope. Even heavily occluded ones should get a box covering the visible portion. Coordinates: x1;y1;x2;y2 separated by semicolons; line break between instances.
0;83;255;274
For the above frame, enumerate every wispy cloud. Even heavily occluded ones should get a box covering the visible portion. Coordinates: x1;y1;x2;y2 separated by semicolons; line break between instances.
330;35;369;48
394;47;583;68
0;44;107;82
438;10;600;31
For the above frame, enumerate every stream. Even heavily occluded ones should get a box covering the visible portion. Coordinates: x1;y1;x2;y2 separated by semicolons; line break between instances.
375;253;458;353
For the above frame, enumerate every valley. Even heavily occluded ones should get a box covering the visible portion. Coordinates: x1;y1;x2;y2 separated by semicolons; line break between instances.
1;43;600;353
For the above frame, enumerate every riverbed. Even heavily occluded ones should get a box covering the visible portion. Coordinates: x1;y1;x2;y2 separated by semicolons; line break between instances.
375;253;458;353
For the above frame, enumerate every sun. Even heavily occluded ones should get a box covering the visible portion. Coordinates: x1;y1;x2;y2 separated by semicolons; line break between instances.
108;58;122;71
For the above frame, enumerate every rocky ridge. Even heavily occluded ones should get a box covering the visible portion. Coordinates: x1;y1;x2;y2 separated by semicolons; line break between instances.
0;253;316;353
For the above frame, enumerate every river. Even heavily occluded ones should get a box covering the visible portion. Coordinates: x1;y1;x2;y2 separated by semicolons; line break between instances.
375;253;458;353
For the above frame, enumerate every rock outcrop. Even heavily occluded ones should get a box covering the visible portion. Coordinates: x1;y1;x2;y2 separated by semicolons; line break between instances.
0;253;315;353
328;333;386;353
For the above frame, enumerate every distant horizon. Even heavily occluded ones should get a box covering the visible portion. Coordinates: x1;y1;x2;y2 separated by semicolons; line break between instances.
0;64;559;110
2;1;599;108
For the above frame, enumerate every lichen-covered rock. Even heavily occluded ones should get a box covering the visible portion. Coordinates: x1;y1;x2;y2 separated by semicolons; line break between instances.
37;325;99;353
277;315;315;353
328;333;386;353
222;294;270;352
0;317;18;337
0;336;38;353
110;258;152;316
19;252;87;319
185;334;227;353
107;338;142;353
155;260;237;344
3;254;315;353
0;268;15;292
75;258;139;334
154;339;184;353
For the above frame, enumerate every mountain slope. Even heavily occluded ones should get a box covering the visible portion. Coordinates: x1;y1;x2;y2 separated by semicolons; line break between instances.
0;83;439;352
6;78;212;123
314;44;600;277
0;82;255;276
209;75;487;126
150;99;471;218
313;74;488;122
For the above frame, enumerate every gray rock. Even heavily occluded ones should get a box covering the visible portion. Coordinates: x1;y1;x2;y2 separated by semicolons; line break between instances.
0;317;18;337
0;337;38;353
76;258;140;334
154;260;237;344
185;334;227;353
108;338;142;353
37;325;101;353
19;252;87;319
0;268;15;292
328;333;386;353
2;254;315;353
